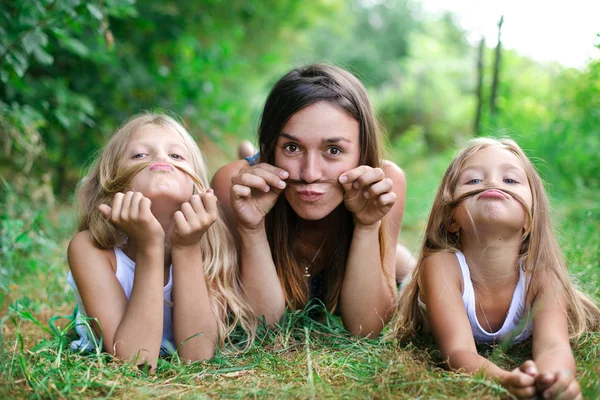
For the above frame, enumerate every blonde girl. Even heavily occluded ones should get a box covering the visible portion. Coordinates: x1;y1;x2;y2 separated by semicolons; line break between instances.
388;138;600;399
67;112;254;370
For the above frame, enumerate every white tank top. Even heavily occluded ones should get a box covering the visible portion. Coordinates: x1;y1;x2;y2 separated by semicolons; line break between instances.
67;247;175;354
456;251;531;344
418;252;532;344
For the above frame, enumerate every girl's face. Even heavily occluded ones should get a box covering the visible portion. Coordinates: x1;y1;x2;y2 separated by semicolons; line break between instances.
452;146;533;235
121;125;194;204
274;101;361;220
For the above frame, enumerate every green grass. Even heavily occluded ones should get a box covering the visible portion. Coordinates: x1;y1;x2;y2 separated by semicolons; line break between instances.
1;151;599;399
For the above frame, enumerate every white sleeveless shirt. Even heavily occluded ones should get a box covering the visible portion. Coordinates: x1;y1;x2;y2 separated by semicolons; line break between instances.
66;247;176;354
419;251;532;344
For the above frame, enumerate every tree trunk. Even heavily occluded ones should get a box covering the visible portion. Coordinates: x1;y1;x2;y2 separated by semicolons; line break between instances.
473;37;485;135
490;16;504;117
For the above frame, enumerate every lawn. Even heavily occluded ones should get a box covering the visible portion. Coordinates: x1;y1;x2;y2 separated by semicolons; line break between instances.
1;150;599;399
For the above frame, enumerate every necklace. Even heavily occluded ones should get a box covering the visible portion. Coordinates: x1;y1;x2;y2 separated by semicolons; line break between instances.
477;298;498;344
303;226;332;278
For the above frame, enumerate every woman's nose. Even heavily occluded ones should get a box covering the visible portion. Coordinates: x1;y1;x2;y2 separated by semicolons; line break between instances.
300;153;323;183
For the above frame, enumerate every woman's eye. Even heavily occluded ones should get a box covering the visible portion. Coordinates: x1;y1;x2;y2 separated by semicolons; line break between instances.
466;178;482;184
169;154;182;160
283;144;299;153
133;153;146;159
327;146;342;156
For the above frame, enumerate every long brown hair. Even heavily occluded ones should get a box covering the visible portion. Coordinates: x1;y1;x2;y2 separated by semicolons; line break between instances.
75;112;256;350
258;64;387;312
388;137;600;340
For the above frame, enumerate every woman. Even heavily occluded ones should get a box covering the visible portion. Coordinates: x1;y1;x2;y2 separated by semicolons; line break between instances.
212;64;412;337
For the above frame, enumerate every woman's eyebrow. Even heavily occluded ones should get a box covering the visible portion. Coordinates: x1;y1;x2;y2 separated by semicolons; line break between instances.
279;132;351;144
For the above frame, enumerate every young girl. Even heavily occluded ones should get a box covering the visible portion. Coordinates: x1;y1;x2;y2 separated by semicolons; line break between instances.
388;138;600;399
67;112;254;369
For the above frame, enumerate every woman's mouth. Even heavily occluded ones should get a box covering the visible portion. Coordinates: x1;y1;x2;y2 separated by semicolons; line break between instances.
297;190;325;202
150;163;174;171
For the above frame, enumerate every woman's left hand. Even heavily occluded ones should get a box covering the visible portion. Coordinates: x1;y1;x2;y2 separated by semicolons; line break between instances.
170;190;218;249
339;166;396;227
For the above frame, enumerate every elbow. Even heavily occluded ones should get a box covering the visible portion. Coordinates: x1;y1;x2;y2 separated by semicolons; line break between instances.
178;346;215;362
344;318;385;338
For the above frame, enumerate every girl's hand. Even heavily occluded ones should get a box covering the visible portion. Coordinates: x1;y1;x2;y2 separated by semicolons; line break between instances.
501;360;538;399
230;163;288;231
99;191;164;246
339;166;396;228
535;371;582;400
170;191;218;249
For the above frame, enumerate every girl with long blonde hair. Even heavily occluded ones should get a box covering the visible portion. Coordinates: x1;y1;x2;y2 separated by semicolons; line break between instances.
67;112;255;370
388;138;600;399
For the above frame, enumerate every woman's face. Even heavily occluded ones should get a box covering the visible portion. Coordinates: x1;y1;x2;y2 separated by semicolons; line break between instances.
274;101;361;220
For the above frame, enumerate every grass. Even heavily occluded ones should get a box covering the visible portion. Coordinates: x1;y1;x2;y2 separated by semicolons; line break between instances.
1;150;599;399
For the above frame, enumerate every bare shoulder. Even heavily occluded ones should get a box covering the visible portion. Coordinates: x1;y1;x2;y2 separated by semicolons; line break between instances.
67;231;115;274
382;159;406;188
420;252;463;302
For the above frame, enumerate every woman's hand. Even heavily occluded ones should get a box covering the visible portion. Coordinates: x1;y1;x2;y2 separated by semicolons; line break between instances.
99;191;164;246
535;371;582;400
170;190;218;249
230;163;289;230
339;166;396;227
501;360;538;399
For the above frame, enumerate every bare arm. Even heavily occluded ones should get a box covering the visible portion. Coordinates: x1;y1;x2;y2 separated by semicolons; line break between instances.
531;281;581;399
421;253;539;398
171;192;220;361
339;161;405;337
68;230;164;369
211;161;287;324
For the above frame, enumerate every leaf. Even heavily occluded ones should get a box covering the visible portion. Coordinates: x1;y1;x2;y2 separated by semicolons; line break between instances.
54;109;71;129
32;46;54;65
87;4;103;20
22;29;48;54
59;37;89;57
7;51;29;77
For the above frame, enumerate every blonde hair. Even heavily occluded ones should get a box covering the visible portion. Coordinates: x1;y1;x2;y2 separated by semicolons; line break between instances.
76;112;256;350
388;137;600;341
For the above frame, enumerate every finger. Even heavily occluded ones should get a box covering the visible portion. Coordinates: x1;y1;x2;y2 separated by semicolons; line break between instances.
130;192;144;221
111;192;125;222
232;170;278;193
200;191;218;217
364;177;393;199
189;194;206;214
98;204;112;217
339;166;372;191
555;380;581;400
509;384;536;399
231;184;252;201
139;197;153;222
252;162;289;179
120;191;135;221
353;167;386;190
377;192;396;208
536;372;556;392
507;371;536;388
519;360;539;377
173;210;189;235
544;371;577;399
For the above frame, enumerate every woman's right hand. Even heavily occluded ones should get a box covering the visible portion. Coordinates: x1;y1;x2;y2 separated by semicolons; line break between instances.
99;191;165;246
230;163;289;230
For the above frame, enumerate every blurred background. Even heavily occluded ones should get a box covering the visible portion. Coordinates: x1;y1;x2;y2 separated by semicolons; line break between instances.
1;0;599;297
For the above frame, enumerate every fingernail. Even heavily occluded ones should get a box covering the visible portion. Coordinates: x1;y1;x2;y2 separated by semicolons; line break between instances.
279;181;286;189
207;188;214;194
280;170;289;179
353;181;360;189
364;191;370;198
339;175;347;183
265;185;270;192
